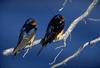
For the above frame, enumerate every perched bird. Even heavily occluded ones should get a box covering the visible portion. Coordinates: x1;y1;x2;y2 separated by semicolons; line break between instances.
12;18;37;55
37;14;65;55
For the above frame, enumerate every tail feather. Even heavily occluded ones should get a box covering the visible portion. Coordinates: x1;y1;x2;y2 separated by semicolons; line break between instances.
41;38;47;46
37;46;44;56
37;36;53;56
40;36;53;46
13;52;18;56
12;50;19;56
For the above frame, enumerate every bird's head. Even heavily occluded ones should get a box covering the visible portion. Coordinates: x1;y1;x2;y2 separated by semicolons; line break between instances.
55;14;64;23
60;16;64;22
27;18;38;30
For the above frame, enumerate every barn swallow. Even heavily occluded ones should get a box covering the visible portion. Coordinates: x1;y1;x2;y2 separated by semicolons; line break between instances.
13;18;37;55
37;14;65;55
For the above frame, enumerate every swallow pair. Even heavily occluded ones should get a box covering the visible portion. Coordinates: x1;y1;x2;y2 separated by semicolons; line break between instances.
12;14;65;56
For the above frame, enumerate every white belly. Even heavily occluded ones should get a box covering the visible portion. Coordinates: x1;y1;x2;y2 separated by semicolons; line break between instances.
56;30;64;40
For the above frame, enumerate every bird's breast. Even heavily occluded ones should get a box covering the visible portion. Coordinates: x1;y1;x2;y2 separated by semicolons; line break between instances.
27;32;35;45
56;29;64;40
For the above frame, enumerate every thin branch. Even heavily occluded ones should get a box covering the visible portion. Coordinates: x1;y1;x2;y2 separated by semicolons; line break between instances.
58;0;72;12
49;49;63;65
83;19;87;24
88;18;100;21
51;37;100;68
23;48;30;58
58;0;68;12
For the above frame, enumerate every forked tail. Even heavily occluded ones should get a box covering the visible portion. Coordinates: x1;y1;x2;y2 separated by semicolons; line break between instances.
37;46;44;56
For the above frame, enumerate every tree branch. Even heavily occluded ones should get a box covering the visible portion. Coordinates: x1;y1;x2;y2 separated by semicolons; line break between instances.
50;0;99;67
55;0;99;50
2;39;41;56
63;0;99;45
88;18;100;21
51;37;100;68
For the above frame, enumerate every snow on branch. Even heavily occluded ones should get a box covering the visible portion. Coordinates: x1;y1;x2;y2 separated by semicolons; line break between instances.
51;37;100;68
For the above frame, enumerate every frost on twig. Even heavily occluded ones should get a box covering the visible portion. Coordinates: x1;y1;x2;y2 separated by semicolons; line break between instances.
51;37;100;68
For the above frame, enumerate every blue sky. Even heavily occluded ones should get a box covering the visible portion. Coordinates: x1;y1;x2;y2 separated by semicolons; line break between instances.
0;0;100;68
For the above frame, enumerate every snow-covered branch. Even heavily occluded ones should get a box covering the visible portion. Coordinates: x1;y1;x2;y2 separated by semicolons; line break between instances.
51;37;100;68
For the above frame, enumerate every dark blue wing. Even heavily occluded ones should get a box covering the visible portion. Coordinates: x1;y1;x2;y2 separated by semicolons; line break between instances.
17;18;34;45
16;24;26;46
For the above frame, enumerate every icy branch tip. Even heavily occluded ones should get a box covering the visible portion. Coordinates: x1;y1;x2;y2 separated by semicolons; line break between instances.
59;8;63;12
3;48;14;56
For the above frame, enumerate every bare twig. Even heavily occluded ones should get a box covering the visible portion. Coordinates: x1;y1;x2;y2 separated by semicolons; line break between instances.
58;0;68;12
51;37;100;68
88;18;100;21
83;19;87;24
49;49;63;65
23;48;30;58
58;0;72;12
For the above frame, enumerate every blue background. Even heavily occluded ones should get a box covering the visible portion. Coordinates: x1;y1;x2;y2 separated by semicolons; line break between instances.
0;0;100;68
